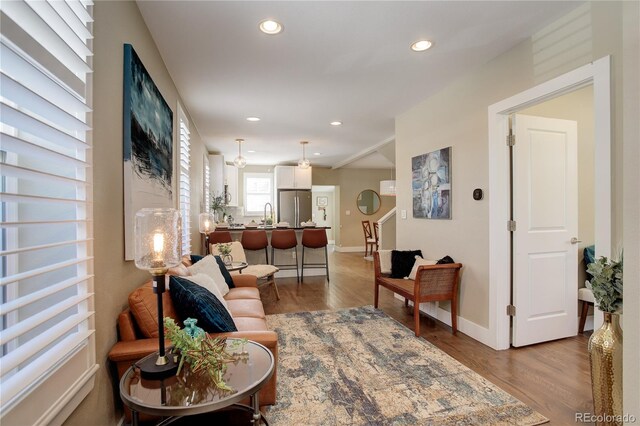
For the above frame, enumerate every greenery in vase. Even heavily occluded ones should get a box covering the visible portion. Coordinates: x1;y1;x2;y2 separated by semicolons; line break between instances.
587;253;623;313
210;191;227;220
164;317;247;392
216;243;232;256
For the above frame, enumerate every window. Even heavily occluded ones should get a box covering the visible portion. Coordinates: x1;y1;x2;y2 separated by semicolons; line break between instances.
0;0;97;424
178;108;190;254
244;173;273;216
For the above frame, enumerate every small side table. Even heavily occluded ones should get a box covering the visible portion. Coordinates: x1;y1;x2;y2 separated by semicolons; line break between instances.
120;339;274;425
226;262;248;273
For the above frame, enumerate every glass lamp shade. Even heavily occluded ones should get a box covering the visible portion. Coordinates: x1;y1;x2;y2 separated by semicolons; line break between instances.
234;155;247;168
298;158;311;169
134;208;182;274
380;180;396;196
199;212;215;234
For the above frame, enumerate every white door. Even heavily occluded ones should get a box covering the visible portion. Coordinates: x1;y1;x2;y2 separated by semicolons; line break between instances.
512;114;578;347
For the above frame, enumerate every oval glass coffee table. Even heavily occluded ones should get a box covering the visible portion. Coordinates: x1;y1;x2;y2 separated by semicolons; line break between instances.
120;339;274;425
226;262;248;273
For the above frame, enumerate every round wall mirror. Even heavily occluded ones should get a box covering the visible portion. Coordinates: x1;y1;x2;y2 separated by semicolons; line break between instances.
357;189;381;215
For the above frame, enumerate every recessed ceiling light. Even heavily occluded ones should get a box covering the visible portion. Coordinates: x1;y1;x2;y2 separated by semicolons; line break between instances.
259;19;283;35
330;121;342;126
313;152;322;156
410;40;433;52
247;150;256;153
246;117;261;122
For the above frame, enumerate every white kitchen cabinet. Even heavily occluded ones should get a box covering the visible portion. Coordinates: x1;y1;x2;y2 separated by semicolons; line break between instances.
225;164;239;206
209;154;225;197
275;166;295;189
275;165;312;189
294;166;312;189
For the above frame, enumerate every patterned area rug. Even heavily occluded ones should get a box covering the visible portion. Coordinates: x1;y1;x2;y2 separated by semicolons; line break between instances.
265;306;548;425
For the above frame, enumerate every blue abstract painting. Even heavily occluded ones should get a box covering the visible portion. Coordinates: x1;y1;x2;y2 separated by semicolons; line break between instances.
123;44;173;259
412;147;451;219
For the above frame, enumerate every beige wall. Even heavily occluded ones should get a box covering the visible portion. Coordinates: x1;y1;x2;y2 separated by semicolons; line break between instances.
622;0;640;417
311;190;336;241
520;86;594;287
65;2;206;424
396;2;626;328
312;168;396;248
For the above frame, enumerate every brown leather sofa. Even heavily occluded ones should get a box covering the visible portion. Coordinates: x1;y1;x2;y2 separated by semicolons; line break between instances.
108;259;278;412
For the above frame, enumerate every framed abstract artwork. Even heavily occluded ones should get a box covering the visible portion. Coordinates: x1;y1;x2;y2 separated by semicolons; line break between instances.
123;44;174;260
412;147;451;219
316;196;328;207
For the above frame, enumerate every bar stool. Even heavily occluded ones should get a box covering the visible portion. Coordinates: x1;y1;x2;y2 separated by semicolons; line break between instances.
241;230;269;264
301;229;329;283
209;231;232;244
271;229;299;282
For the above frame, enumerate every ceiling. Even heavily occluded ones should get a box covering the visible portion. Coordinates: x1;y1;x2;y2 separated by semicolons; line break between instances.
137;1;579;168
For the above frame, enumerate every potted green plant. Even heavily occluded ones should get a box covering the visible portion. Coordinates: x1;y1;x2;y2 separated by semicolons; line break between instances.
164;318;247;394
586;253;623;421
216;243;233;266
210;191;227;223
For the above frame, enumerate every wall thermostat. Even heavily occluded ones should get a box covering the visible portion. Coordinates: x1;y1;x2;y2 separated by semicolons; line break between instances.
473;188;483;200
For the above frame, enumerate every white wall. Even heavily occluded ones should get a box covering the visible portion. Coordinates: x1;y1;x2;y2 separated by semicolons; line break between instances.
622;0;640;417
395;2;626;330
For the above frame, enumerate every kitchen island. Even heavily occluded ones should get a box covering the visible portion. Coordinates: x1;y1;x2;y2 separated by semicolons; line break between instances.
210;226;332;279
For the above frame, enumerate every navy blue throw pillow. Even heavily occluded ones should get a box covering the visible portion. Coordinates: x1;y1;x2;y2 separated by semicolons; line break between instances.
169;276;237;333
391;250;423;278
213;255;235;288
190;254;204;264
436;255;455;264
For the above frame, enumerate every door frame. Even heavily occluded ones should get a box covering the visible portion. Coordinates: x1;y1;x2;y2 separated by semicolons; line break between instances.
488;56;612;350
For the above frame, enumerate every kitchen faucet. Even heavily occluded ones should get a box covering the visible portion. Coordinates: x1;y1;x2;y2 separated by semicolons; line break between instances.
264;202;273;225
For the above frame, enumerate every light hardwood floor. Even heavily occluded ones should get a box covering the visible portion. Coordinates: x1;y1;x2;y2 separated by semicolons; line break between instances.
260;250;594;425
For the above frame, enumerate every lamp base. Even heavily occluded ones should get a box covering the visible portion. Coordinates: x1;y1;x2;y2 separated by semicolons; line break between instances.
138;352;179;380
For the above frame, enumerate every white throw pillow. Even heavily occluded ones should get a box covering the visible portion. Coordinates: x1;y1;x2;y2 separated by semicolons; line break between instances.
378;250;392;275
180;273;230;312
187;255;230;296
407;257;438;280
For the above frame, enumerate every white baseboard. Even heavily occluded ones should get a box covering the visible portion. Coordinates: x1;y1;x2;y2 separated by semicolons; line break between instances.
394;294;493;347
334;246;365;253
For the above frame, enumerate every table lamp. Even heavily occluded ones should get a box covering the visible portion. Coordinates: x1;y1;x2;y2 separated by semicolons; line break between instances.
198;212;215;255
134;208;181;379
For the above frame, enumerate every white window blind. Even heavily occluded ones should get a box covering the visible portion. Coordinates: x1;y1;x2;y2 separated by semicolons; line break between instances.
203;155;210;213
178;114;190;254
244;173;273;216
0;1;97;424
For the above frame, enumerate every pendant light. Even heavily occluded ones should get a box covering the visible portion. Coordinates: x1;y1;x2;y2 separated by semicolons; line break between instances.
298;141;310;169
380;166;396;196
233;138;247;169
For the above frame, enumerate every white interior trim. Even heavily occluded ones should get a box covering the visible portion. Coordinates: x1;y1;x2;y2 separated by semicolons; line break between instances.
333;246;366;253
488;56;611;350
376;207;396;249
331;136;394;169
395;295;493;347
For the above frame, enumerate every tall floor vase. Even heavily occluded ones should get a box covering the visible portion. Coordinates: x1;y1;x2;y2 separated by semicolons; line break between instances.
588;312;623;425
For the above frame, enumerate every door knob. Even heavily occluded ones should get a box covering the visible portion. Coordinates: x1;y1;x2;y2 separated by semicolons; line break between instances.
570;237;582;244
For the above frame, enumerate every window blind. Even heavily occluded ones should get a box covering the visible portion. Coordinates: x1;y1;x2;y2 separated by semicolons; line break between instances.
203;155;210;213
179;115;190;254
0;1;97;424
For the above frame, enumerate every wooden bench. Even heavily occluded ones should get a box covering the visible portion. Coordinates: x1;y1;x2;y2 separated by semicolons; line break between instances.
373;251;462;336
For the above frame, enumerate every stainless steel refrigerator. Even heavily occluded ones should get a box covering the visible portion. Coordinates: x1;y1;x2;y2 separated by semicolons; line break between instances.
277;190;312;227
